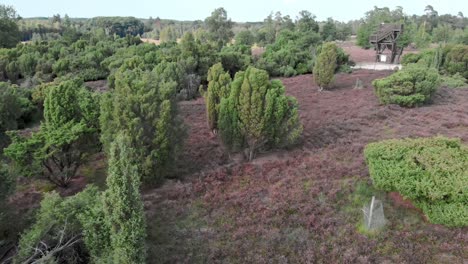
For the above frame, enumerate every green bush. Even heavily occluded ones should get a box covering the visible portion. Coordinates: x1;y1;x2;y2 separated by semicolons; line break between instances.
314;42;338;89
444;44;468;79
372;64;440;107
256;30;321;77
100;65;185;183
401;53;422;66
441;73;468;88
4;80;100;187
15;186;101;263
219;44;252;77
364;137;467;227
218;66;302;160
206;63;231;132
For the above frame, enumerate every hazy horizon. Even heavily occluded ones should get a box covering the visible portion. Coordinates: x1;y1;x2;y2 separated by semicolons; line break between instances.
4;0;468;22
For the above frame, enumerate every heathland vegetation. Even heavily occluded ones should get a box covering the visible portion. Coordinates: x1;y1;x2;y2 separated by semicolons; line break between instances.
0;3;467;263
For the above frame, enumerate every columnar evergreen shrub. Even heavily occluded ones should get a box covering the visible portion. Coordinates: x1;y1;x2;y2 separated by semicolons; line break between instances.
100;65;185;183
364;137;468;227
372;64;440;107
314;42;338;90
218;66;302;160
102;133;146;263
206;63;231;133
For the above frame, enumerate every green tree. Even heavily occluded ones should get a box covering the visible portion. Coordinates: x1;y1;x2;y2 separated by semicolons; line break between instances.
432;23;453;44
0;4;20;48
159;25;176;43
235;30;255;46
14;187;101;263
356;6;406;49
415;22;432;48
206;63;231;133
321;18;337;41
204;7;234;49
4;80;100;187
296;10;319;33
100;65;185;183
218;66;302;160
102;133;146;263
0;83;23;149
314;42;338;90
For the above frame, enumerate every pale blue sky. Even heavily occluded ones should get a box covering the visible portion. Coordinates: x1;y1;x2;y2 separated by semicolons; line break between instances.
3;0;467;22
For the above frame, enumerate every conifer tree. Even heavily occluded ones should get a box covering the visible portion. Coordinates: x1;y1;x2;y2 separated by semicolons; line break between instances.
313;42;338;90
102;133;146;263
4;79;100;187
100;65;185;183
218;66;302;160
206;63;231;133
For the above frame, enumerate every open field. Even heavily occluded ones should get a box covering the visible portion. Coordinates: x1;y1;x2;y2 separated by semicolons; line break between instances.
144;69;468;263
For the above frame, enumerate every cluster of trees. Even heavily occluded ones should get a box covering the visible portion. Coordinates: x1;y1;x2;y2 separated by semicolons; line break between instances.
401;44;468;81
357;6;468;49
254;16;352;77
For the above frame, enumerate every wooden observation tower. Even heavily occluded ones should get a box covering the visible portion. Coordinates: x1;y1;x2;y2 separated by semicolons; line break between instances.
369;24;404;64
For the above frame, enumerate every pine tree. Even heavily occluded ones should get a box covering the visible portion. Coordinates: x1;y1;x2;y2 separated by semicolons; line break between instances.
313;42;337;90
206;63;231;133
218;66;302;160
103;133;146;263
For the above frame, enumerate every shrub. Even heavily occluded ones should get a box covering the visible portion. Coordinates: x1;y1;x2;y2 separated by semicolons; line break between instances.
256;30;321;77
401;53;421;66
219;44;252;77
372;64;440;107
102;133;146;263
444;44;468;79
100;65;185;183
235;30;255;46
206;63;231;133
15;186;101;263
218;66;302;160
0;163;14;202
4;80;100;187
314;42;337;90
364;137;467;227
441;73;468;88
0;82;23;149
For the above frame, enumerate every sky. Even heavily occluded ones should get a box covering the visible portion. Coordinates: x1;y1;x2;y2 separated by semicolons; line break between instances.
3;0;467;22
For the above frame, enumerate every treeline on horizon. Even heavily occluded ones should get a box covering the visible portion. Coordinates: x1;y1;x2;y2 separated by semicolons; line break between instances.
13;5;468;46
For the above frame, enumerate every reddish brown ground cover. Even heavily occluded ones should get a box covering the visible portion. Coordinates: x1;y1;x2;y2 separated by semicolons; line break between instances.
144;70;468;263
